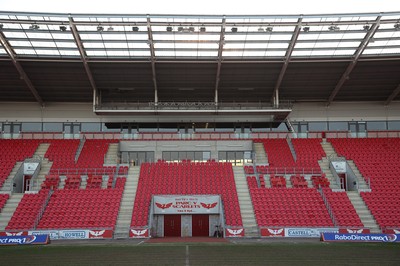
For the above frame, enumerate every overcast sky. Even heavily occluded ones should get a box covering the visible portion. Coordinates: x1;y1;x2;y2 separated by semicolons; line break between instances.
1;0;400;15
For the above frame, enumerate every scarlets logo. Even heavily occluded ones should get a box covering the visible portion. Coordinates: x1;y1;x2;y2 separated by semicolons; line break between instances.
347;229;363;234
130;228;149;238
88;230;113;239
268;228;284;235
226;228;244;237
260;228;285;237
131;229;147;236
200;202;218;209
339;228;370;234
155;202;173;211
89;230;105;237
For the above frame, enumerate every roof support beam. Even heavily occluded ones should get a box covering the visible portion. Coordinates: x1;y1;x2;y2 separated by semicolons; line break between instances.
385;83;400;105
272;18;302;108
214;17;226;105
327;15;382;106
0;31;44;106
69;17;99;106
147;17;159;104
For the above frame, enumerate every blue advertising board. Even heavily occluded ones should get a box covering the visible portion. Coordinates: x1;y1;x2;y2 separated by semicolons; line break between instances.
0;235;50;245
322;233;400;243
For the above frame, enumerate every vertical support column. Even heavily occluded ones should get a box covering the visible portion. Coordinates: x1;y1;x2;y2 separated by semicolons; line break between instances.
274;89;279;108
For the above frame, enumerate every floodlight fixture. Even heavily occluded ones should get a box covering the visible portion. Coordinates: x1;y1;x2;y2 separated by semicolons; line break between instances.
257;27;264;32
394;23;400;30
132;26;139;32
29;24;39;30
107;26;114;31
0;24;3;30
166;26;173;32
363;25;370;31
303;26;310;32
231;27;238;33
265;26;273;32
59;25;67;31
328;25;340;31
97;25;104;32
199;26;206;32
177;26;195;33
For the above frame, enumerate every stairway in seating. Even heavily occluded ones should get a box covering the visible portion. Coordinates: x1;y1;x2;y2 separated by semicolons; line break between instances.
318;141;340;189
0;193;23;230
233;166;258;237
346;161;369;190
347;191;380;233
253;143;268;165
0;162;22;192
104;143;119;165
32;143;53;191
114;166;140;239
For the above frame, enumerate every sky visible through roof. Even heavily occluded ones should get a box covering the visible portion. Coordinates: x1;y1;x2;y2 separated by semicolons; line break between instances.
0;0;399;59
0;0;400;15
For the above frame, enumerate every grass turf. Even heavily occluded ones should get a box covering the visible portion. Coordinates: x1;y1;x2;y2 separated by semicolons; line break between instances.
1;242;400;265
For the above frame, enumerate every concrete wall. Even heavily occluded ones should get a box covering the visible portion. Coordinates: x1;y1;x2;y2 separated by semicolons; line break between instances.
289;102;400;122
1;102;399;123
119;140;253;160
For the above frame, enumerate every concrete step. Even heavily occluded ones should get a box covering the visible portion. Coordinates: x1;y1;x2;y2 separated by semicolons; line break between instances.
233;166;257;237
347;191;380;232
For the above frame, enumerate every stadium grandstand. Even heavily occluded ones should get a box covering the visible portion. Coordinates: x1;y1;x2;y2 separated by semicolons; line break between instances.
0;8;400;240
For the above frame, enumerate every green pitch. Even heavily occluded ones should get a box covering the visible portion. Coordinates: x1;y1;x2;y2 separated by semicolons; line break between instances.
1;242;400;265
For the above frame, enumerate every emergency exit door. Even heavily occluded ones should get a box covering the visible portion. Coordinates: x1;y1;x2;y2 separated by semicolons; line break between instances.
164;215;181;237
192;214;209;237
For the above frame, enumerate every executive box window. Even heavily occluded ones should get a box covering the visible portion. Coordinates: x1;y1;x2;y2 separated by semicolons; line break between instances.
162;151;211;162
121;151;154;165
388;121;400;130
81;123;101;132
218;151;252;166
367;121;387;131
21;122;42;132
328;122;348;131
308;122;328;131
43;123;63;132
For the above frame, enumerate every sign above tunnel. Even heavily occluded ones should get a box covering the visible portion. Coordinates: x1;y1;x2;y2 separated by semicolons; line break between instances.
153;195;221;214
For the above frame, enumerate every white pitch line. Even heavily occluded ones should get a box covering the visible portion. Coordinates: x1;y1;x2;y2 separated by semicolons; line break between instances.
186;245;190;266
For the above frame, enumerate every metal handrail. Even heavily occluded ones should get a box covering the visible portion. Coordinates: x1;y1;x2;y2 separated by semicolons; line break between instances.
10;163;24;192
33;189;53;229
74;135;86;163
319;188;337;227
286;135;297;162
329;161;342;188
28;161;42;191
2;130;400;141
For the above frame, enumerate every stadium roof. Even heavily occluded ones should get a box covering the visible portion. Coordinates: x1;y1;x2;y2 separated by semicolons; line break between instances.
0;11;400;113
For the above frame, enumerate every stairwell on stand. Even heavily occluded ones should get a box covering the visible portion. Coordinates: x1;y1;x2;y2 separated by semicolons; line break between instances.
104;143;119;165
0;162;22;192
347;191;381;233
253;143;268;165
32;143;53;191
347;161;369;190
0;194;24;230
319;141;340;189
80;176;87;189
232;166;258;237
114;166;140;239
